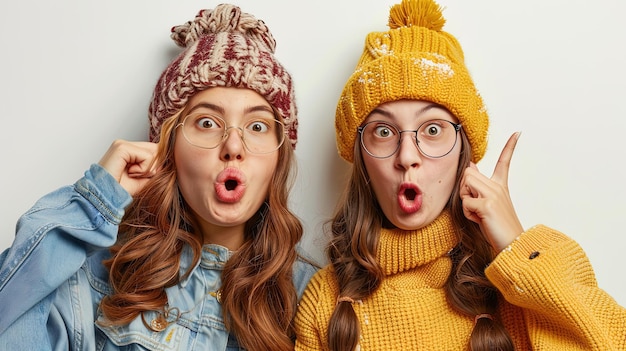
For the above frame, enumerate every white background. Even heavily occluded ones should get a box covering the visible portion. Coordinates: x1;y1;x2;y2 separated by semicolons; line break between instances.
1;0;624;306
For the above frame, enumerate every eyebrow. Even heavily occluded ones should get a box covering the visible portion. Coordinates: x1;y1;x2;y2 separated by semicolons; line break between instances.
370;102;447;119
186;102;274;115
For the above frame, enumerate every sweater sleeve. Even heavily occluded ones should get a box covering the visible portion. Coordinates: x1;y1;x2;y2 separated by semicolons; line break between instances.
295;268;335;351
486;225;626;350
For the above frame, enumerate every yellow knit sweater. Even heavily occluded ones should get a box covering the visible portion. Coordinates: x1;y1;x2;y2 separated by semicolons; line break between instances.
294;211;626;350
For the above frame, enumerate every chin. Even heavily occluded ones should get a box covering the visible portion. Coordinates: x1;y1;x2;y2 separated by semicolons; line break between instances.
393;210;438;231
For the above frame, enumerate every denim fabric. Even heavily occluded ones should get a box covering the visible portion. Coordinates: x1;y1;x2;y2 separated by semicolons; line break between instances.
0;164;319;350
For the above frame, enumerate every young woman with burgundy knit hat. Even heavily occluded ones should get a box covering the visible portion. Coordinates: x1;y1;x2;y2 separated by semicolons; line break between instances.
294;0;626;350
0;4;318;350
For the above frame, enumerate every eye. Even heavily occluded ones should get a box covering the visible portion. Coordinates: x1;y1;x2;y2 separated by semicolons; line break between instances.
246;120;271;133
196;116;221;130
423;122;443;137
193;115;223;130
374;124;395;138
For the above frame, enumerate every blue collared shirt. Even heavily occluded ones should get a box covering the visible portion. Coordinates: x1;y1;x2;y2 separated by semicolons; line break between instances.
0;164;319;350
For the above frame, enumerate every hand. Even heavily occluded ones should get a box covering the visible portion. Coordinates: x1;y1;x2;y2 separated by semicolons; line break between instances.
459;132;524;251
98;139;159;196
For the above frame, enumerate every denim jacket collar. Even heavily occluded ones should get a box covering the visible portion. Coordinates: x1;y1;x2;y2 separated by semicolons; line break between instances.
177;244;232;288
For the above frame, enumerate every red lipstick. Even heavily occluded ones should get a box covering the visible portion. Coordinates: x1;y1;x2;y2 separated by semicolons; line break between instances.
397;182;422;214
214;167;246;203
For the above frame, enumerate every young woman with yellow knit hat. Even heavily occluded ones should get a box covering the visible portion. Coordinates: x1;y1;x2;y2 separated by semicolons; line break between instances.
294;0;626;350
0;4;318;350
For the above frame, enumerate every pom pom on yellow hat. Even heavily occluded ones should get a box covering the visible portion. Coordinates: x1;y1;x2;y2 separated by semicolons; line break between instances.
335;0;488;163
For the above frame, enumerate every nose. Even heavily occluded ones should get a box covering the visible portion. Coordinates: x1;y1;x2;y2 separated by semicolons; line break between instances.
220;126;245;161
395;131;422;169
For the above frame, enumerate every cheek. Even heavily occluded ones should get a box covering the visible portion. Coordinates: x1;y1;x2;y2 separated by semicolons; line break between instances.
362;155;389;180
174;140;209;183
433;159;459;196
257;156;279;187
438;172;456;196
363;157;393;198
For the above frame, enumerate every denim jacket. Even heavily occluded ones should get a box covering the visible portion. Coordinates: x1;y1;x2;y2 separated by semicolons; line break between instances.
0;164;319;350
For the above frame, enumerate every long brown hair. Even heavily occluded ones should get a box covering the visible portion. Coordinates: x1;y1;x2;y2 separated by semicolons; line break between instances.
326;130;514;351
100;109;303;351
220;135;302;350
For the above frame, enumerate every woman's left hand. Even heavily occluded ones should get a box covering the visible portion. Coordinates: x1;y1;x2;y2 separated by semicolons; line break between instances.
459;132;524;251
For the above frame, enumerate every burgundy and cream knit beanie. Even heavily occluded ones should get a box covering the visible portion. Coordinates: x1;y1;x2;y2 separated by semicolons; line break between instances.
148;3;298;148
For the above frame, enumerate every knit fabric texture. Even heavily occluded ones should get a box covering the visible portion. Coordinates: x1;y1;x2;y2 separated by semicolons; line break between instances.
294;212;626;350
148;4;298;148
335;0;488;163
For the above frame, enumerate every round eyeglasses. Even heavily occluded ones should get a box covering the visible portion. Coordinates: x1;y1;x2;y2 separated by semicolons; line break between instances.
176;113;286;154
358;119;462;159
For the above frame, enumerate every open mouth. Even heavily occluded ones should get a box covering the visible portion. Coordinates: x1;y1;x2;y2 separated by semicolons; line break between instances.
225;179;238;191
404;188;417;201
215;168;246;203
397;183;422;214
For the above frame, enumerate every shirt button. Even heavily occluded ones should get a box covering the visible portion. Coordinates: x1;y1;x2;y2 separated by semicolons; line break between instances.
529;251;540;259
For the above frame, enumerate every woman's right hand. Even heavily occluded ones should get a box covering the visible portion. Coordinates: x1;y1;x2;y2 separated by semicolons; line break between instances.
98;140;159;196
459;132;523;252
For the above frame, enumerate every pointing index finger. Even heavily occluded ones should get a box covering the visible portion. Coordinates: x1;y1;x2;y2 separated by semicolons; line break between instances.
491;132;521;184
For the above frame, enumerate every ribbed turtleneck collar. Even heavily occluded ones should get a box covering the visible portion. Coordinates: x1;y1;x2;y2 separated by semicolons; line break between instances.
377;210;458;276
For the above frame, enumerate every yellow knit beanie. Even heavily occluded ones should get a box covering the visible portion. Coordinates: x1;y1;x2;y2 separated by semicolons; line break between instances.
336;0;488;163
